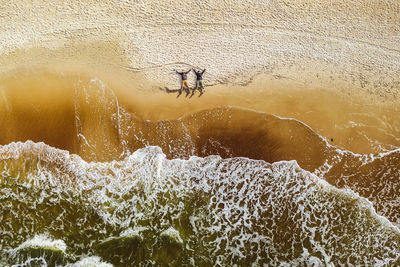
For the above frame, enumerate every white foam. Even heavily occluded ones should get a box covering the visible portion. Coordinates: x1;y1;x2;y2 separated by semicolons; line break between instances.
161;227;183;244
14;234;67;253
10;256;47;267
120;226;148;238
100;226;147;245
67;256;113;267
2;141;400;265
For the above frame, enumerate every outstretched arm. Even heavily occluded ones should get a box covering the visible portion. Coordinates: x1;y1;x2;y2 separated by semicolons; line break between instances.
202;69;206;74
185;69;191;74
175;70;181;74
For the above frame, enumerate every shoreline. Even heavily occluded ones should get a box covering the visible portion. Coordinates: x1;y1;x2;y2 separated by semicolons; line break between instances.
0;0;399;156
0;69;399;156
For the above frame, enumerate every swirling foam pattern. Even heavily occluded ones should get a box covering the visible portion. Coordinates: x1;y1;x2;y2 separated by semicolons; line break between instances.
1;143;400;265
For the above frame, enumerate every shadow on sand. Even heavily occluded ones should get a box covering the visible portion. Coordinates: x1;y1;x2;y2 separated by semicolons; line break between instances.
161;87;204;98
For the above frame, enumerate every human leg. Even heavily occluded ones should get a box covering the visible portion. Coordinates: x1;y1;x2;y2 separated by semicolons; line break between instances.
180;80;185;94
183;80;190;95
193;80;200;93
198;80;204;96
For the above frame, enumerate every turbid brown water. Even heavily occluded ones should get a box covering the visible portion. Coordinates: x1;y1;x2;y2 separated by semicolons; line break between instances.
1;69;400;265
1;69;399;161
1;0;400;264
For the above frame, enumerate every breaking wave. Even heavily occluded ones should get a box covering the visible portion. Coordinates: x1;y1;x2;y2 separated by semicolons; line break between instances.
1;71;400;265
1;143;400;265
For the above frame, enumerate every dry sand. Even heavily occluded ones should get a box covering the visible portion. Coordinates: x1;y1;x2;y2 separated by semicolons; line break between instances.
0;0;399;103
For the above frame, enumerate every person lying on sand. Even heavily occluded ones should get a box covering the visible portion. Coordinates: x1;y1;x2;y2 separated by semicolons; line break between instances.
192;68;206;96
175;69;191;96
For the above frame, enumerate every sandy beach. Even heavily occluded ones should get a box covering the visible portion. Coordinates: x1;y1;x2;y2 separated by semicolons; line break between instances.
1;0;400;156
2;1;400;265
1;0;399;103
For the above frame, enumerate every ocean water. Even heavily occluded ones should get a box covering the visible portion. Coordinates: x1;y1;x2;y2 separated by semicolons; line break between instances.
1;72;400;266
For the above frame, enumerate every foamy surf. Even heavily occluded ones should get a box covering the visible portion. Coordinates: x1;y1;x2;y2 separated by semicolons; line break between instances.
1;142;400;265
1;0;400;265
1;73;400;266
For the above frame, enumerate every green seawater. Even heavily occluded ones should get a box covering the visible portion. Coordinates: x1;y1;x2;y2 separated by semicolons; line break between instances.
1;144;400;266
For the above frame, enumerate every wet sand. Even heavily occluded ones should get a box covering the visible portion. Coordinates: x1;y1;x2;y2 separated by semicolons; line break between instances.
2;2;400;265
0;69;399;161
